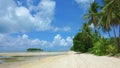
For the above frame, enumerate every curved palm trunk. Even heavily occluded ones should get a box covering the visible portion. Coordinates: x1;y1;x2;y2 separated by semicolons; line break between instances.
93;17;101;37
93;17;97;32
112;25;119;51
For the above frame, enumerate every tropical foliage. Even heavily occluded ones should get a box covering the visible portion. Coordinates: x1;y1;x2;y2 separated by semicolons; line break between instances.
71;23;96;52
71;0;120;56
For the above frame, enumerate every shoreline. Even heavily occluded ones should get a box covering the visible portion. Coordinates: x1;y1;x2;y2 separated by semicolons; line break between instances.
0;51;120;68
0;52;66;66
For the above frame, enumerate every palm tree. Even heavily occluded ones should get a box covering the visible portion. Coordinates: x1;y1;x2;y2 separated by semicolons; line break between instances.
101;0;120;51
80;23;93;49
115;0;120;51
80;23;93;40
100;16;111;38
84;0;120;51
84;1;100;34
112;0;120;51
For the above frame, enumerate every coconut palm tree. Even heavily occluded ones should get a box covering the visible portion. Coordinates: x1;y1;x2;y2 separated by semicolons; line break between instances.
80;23;93;50
100;16;111;38
101;0;120;51
84;1;100;34
112;0;120;51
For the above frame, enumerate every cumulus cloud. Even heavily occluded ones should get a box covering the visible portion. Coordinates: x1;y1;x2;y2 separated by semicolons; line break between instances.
0;0;56;33
0;34;50;47
52;34;72;46
0;34;73;50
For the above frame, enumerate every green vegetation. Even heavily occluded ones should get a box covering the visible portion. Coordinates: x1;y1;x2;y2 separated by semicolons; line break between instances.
71;0;120;56
27;48;43;52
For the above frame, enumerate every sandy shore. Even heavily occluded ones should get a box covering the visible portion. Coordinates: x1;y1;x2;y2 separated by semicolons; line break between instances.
0;52;66;56
1;51;120;68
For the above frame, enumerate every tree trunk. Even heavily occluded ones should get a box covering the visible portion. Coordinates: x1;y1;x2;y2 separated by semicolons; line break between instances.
112;25;119;51
119;24;120;52
93;17;100;37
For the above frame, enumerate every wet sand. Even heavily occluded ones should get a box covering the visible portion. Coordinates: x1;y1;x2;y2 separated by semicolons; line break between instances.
0;52;66;68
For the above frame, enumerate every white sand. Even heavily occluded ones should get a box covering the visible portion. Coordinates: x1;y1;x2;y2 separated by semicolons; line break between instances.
1;51;120;68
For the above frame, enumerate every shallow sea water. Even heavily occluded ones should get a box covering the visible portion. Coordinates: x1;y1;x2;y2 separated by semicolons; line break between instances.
0;52;66;64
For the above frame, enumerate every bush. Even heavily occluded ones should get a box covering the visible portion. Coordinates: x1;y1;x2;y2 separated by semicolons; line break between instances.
89;39;118;56
71;40;87;52
106;45;117;55
89;40;106;56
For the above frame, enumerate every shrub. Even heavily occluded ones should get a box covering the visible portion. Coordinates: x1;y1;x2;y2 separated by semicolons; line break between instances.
106;45;117;55
89;40;106;56
89;39;118;56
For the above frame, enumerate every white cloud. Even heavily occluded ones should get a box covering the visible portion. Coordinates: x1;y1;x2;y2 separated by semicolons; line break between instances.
22;34;29;39
75;0;94;13
0;0;56;33
52;34;73;46
0;34;73;49
52;27;59;32
62;26;71;32
52;26;71;32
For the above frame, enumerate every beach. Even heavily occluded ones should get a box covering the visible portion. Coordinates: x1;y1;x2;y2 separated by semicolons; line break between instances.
0;51;120;68
0;52;66;68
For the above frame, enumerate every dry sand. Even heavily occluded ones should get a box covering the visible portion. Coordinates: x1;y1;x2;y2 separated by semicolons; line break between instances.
1;51;120;68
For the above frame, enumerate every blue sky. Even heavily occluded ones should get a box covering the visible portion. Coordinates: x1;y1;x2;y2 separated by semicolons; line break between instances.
0;0;115;52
